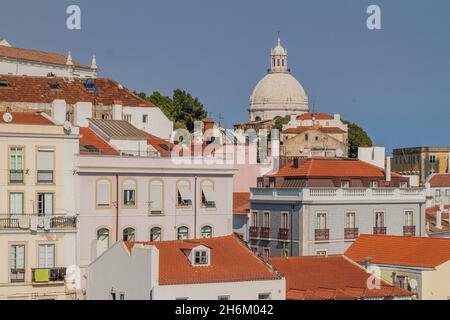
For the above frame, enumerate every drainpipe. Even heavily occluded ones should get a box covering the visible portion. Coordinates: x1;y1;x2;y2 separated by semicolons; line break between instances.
115;174;119;242
194;176;198;239
290;204;294;256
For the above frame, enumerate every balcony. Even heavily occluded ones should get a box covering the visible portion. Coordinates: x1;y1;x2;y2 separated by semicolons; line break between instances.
260;227;270;239
32;267;66;283
0;215;77;230
403;225;416;237
279;228;289;240
373;227;387;235
249;226;259;238
10;269;25;283
9;170;24;183
315;229;329;241
37;170;54;183
344;228;359;240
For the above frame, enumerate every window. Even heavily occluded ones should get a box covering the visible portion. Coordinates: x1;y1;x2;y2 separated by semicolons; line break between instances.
10;245;25;282
250;246;258;254
316;250;327;256
370;181;378;188
251;212;258;227
304;134;309;141
446;189;450;196
436;189;441;197
111;292;116;300
177;180;192;206
97;228;110;254
258;293;271;300
122;114;132;122
119;293;125;300
218;295;230;300
194;250;208;265
345;212;356;229
177;226;189;240
281;248;289;257
142;115;148;124
201;226;212;238
150;227;162;241
269;180;275;188
149;180;163;214
37;193;53;215
9;147;24;183
123;179;136;206
9;192;23;217
263;212;270;228
375;211;385;228
316;213;327;230
0;79;11;87
404;211;414;226
201;180;216;208
37;149;54;183
315;135;319;141
281;212;289;229
429;155;437;163
38;244;55;268
341;181;350;189
400;181;408;189
96;179;111;207
123;227;135;241
263;248;270;259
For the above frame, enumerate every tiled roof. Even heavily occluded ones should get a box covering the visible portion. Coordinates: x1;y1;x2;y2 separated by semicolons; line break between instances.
426;206;450;235
144;132;174;157
233;192;250;215
282;125;346;134
89;119;148;140
0;45;88;68
0;112;54;125
428;174;450;187
125;235;281;285
0;75;152;107
269;255;412;300
296;113;333;121
270;158;399;178
79;127;118;155
345;235;450;268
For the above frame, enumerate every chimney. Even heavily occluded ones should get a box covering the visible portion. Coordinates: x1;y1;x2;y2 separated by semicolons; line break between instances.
436;205;443;229
385;157;391;182
333;114;341;121
73;102;93;127
112;100;123;120
202;118;215;133
51;99;67;124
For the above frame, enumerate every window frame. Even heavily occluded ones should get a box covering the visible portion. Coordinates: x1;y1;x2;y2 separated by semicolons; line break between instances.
122;227;136;242
149;179;164;215
122;179;137;208
96;178;112;209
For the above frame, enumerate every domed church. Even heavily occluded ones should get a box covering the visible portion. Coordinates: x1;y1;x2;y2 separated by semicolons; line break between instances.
249;37;309;122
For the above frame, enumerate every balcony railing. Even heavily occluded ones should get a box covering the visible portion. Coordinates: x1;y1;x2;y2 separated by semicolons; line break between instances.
315;229;329;241
9;170;24;183
344;228;359;239
0;215;77;230
279;228;289;240
249;226;259;238
373;226;387;235
403;225;416;237
10;269;25;283
260;227;270;238
32;267;66;283
37;170;54;183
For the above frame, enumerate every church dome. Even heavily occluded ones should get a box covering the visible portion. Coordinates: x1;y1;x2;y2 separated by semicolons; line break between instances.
248;37;309;122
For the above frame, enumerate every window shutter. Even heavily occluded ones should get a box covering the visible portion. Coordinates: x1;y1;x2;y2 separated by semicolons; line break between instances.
97;180;110;205
201;183;215;203
44;194;53;215
178;182;191;201
150;181;163;212
10;193;23;216
37;150;54;171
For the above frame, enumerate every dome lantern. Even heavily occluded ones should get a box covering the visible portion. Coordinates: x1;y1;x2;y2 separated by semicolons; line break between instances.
270;36;288;73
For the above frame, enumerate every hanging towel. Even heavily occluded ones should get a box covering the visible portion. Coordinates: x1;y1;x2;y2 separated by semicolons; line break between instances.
43;216;51;230
37;216;44;228
30;216;38;231
34;268;49;282
18;216;30;229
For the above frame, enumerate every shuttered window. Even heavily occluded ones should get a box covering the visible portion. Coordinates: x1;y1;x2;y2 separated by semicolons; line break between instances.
149;180;163;214
97;179;111;207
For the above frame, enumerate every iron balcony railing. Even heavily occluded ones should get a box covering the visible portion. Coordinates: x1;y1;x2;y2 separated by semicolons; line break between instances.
9;170;24;183
315;229;330;241
403;225;416;237
279;228;289;240
32;267;66;283
260;227;270;238
10;269;25;283
249;226;259;238
344;228;359;239
373;226;387;235
0;215;77;230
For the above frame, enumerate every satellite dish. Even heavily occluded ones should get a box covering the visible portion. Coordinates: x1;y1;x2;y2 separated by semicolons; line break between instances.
2;112;13;123
63;121;72;134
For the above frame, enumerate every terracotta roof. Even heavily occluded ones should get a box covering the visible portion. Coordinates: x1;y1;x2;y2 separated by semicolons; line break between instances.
125;235;281;285
0;112;54;125
0;75;152;107
0;45;88;68
144;132;174;157
428;174;450;187
269;255;412;300
297;113;333;121
271;158;400;178
233;192;250;215
345;235;450;268
282;125;346;134
79;127;119;155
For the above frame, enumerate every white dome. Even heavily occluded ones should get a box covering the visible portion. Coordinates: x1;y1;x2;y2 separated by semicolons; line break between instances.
249;72;309;121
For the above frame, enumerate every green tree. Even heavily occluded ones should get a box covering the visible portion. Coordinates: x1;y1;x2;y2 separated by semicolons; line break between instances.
273;115;291;131
135;90;207;132
343;119;373;158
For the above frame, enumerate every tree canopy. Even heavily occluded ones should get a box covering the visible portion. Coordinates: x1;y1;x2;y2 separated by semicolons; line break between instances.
342;119;373;158
135;89;208;132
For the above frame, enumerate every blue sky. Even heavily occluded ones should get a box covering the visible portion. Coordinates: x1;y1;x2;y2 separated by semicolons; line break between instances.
1;0;449;153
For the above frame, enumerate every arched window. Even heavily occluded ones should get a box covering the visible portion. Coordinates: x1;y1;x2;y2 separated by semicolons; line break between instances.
149;180;163;214
96;179;111;207
201;226;212;238
97;228;110;254
123;227;135;241
201;180;216;208
177;180;192;207
177;226;189;240
123;179;136;206
150;227;162;242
